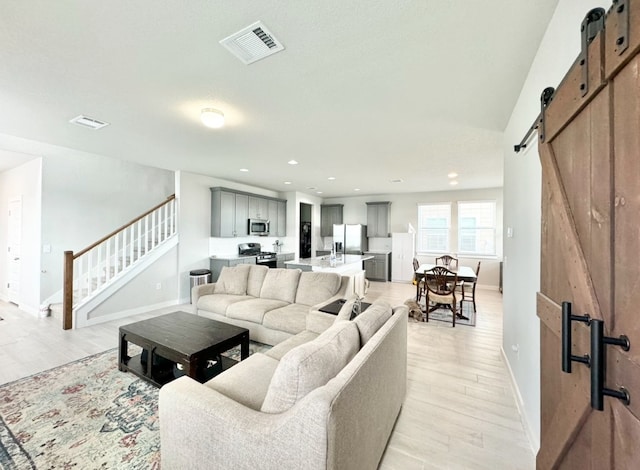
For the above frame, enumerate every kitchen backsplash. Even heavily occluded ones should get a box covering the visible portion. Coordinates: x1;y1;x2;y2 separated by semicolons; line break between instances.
368;237;392;251
210;236;293;257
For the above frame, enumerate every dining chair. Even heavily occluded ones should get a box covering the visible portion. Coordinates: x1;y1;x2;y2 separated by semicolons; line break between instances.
435;255;458;269
459;261;481;313
413;258;426;301
423;266;458;327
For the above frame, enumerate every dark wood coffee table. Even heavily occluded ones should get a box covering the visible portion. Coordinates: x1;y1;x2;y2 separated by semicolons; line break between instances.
118;311;249;387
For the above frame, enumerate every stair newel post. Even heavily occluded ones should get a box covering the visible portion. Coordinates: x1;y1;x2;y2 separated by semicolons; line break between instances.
63;250;74;330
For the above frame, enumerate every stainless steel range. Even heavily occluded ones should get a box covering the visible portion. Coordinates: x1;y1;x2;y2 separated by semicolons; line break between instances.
238;243;278;268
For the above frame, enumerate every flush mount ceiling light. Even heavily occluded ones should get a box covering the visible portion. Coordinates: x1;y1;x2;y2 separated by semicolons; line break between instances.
328;176;336;181
448;172;458;178
284;181;292;185
288;160;299;165
450;180;459;186
239;168;249;172
201;108;225;128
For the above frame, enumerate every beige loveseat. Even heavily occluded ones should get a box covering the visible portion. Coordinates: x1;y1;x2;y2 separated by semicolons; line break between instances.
192;265;350;345
160;298;408;470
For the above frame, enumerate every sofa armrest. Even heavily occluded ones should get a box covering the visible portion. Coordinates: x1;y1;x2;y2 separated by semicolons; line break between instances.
160;376;330;470
191;282;216;308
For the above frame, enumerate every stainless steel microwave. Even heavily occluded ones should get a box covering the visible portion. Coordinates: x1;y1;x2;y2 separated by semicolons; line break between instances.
249;218;270;236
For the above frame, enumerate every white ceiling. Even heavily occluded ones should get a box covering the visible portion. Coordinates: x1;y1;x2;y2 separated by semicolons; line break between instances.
0;0;559;197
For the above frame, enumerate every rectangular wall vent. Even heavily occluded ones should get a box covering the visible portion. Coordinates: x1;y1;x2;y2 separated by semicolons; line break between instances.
69;115;110;130
220;21;285;65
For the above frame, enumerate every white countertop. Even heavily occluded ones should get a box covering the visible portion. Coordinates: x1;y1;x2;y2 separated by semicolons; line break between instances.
285;254;373;270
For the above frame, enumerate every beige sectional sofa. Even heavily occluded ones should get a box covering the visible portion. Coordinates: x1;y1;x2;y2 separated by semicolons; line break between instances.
192;264;350;345
160;298;408;470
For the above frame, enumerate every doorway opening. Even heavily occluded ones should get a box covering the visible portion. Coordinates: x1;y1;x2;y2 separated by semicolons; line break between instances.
300;203;312;258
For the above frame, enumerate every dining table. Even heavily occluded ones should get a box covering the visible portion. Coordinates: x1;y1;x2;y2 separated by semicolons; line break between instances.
414;263;477;303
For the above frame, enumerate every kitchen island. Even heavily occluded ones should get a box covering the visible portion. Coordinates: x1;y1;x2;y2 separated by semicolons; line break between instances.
285;254;373;297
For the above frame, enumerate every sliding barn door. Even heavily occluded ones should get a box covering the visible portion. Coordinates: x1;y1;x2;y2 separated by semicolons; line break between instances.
537;2;640;468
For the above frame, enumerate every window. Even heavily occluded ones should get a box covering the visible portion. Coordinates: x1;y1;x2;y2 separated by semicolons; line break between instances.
417;203;451;253
457;201;496;255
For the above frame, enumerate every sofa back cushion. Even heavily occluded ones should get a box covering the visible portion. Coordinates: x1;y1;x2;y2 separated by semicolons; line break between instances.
294;272;342;306
261;320;360;413
353;300;392;345
214;265;250;295
259;268;301;303
247;264;269;297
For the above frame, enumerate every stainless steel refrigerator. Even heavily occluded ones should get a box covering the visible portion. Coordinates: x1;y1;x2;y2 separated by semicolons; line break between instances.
333;224;368;255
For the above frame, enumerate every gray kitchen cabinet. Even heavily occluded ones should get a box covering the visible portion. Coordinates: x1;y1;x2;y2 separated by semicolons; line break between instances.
268;199;287;237
211;187;286;238
210;256;256;281
363;252;391;282
366;202;391;238
276;252;295;268
277;201;287;236
316;250;331;256
249;196;269;219
320;204;343;237
211;189;249;237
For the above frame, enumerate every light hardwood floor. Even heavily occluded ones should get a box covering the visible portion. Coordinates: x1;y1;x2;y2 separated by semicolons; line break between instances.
0;281;534;469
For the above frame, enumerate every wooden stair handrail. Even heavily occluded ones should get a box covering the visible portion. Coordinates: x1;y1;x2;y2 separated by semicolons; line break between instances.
74;194;175;258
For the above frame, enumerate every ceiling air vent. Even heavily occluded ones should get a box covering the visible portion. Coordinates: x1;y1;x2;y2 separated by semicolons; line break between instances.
69;115;110;130
220;21;285;65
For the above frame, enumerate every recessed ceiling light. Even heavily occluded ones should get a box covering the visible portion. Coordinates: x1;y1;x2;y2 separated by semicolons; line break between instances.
390;179;403;183
450;180;459;186
239;168;249;172
288;160;299;165
284;181;292;185
354;188;361;191
448;172;458;178
328;177;336;180
316;191;323;194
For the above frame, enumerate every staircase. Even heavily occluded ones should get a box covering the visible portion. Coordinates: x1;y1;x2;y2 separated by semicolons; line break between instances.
57;195;178;329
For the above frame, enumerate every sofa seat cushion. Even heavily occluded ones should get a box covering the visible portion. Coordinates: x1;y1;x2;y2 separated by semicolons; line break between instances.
259;269;301;303
264;330;319;361
261;320;360;414
354;300;393;345
214;265;250;295
205;353;279;411
294;272;342;306
197;293;252;315
262;303;309;335
226;298;289;324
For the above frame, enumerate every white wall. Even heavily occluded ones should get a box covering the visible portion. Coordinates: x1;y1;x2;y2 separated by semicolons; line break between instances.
0;158;42;314
88;245;179;320
502;0;608;450
323;187;503;288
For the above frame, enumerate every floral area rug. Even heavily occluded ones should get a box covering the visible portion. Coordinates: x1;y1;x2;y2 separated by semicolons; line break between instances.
0;342;270;469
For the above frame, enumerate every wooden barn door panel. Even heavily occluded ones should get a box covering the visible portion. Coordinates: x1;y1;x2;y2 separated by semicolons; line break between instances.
536;2;640;468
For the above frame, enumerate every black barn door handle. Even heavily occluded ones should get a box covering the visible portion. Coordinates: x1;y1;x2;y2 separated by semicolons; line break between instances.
561;301;591;373
590;319;630;410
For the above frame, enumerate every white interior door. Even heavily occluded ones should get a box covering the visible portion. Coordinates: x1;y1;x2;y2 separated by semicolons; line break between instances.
7;198;22;305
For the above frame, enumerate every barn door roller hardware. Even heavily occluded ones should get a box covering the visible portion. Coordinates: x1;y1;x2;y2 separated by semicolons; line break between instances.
590;319;630;410
612;0;629;56
513;87;555;153
561;301;591;373
579;8;605;97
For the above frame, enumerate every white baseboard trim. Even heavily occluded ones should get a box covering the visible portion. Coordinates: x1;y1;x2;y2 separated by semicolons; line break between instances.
500;346;539;455
82;299;180;328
